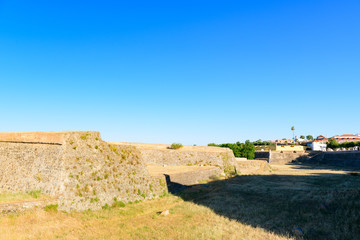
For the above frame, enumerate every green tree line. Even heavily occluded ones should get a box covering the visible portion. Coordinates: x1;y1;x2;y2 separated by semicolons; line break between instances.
208;140;255;159
326;139;360;150
252;139;275;146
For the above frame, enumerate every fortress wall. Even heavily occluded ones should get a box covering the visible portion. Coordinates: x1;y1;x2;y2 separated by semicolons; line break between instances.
236;159;270;173
255;150;308;164
310;151;360;168
0;142;65;194
255;151;270;161
0;131;167;211
113;142;238;175
269;151;308;164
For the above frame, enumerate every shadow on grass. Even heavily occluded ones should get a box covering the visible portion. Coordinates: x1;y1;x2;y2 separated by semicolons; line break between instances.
166;164;360;240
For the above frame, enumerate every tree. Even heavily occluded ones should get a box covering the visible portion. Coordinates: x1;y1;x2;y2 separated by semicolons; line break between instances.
291;126;295;142
327;138;339;150
208;143;219;147
208;140;255;159
242;140;255;159
300;135;305;139
306;135;313;140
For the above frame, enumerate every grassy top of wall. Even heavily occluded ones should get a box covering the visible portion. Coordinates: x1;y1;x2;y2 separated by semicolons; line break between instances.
0;131;101;144
110;142;232;153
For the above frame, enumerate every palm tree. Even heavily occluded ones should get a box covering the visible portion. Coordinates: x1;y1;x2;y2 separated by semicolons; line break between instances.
291;126;295;142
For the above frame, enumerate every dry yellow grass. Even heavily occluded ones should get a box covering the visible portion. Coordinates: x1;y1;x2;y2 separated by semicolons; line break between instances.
0;191;46;203
0;195;290;240
1;163;359;240
110;142;229;153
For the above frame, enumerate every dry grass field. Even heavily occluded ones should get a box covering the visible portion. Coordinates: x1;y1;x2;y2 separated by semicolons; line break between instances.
0;163;359;240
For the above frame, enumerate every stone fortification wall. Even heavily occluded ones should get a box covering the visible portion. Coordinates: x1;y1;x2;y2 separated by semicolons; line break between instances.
0;131;166;211
236;159;270;173
307;151;360;168
269;151;308;163
0;142;64;194
254;151;270;161
255;150;308;164
112;142;238;176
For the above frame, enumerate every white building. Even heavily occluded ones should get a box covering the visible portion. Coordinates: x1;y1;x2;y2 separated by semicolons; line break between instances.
311;142;327;151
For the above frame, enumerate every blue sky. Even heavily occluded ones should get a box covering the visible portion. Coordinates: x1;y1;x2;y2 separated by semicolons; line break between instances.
0;0;359;145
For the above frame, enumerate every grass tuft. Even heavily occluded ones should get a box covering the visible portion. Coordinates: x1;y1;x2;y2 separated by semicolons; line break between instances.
44;204;58;212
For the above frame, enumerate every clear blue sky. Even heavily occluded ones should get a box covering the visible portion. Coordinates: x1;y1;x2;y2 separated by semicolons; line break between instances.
0;0;359;145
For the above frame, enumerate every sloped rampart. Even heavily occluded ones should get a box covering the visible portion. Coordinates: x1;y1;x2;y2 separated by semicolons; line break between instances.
112;142;238;176
0;131;167;211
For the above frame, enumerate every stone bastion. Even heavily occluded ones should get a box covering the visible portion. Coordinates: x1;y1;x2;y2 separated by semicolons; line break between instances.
111;142;238;176
0;131;238;211
0;131;166;211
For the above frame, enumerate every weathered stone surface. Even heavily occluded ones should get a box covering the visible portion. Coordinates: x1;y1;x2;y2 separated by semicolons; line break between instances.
0;131;167;211
255;151;308;164
304;151;360;168
269;151;308;163
147;165;221;186
236;159;270;173
160;209;169;216
113;142;237;175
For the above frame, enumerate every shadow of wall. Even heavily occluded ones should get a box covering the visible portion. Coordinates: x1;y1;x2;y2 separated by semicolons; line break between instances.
166;165;360;240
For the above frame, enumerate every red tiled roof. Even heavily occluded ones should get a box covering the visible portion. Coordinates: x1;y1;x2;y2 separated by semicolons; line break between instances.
340;134;356;137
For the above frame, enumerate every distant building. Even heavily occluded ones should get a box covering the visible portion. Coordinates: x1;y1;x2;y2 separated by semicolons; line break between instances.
316;135;328;142
332;134;360;143
311;133;360;151
311;142;327;151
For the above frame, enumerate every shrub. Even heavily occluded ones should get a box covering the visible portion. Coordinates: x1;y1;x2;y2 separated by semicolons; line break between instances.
29;190;42;199
169;143;183;149
44;204;58;212
109;145;119;155
80;133;90;140
112;198;126;208
211;140;255;159
102;203;111;210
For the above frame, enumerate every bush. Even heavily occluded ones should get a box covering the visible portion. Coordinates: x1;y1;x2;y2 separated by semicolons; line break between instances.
102;203;111;210
327;140;360;150
112;197;126;208
28;190;42;199
169;143;183;149
44;204;58;212
208;141;255;159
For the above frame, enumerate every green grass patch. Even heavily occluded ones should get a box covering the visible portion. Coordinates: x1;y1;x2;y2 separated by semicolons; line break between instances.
44;204;58;212
0;190;45;203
